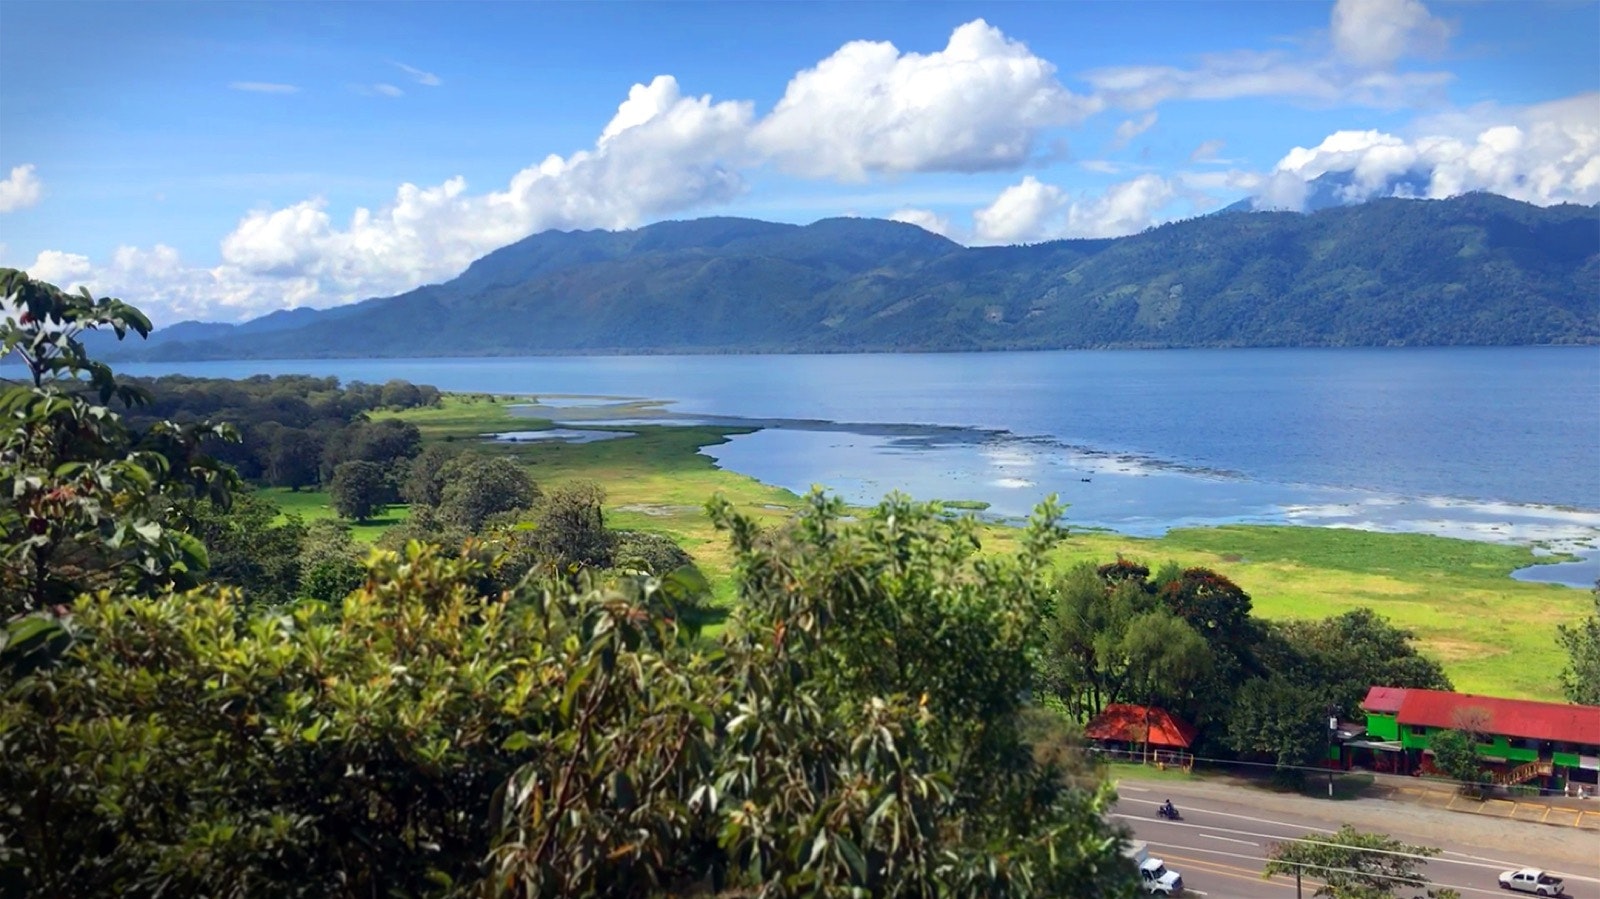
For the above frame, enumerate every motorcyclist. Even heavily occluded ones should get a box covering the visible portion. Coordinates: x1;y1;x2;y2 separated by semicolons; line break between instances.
1160;799;1176;818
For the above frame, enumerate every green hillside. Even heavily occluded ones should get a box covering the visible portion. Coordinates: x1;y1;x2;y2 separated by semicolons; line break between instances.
126;194;1600;359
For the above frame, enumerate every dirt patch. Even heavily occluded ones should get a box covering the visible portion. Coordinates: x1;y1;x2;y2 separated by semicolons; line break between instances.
1421;639;1506;663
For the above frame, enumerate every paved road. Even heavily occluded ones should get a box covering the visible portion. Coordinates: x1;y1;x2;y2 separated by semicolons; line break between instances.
1114;780;1600;898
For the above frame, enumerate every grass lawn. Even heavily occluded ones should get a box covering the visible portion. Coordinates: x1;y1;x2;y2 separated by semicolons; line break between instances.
264;487;411;544
297;394;1593;702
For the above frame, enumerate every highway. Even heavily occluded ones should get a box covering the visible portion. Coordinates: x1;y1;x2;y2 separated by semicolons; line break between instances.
1112;780;1600;898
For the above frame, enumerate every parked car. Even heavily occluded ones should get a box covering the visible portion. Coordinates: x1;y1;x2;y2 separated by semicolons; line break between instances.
1499;868;1567;896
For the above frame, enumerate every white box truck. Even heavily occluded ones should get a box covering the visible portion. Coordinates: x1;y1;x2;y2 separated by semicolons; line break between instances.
1125;840;1185;895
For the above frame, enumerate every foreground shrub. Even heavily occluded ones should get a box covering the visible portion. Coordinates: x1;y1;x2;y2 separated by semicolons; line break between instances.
2;494;1137;898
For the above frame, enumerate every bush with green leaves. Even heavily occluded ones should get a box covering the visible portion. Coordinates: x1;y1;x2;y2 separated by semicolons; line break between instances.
2;494;1139;898
1;269;236;615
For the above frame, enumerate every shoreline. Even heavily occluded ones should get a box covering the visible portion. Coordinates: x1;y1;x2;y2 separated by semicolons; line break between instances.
505;397;1600;589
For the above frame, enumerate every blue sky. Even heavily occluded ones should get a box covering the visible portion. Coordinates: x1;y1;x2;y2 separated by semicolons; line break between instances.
1;0;1596;324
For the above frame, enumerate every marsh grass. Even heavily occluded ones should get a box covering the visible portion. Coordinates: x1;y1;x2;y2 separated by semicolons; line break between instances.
330;396;1593;700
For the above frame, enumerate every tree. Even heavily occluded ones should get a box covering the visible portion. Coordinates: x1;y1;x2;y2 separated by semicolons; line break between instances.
1;269;236;615
297;518;365;602
435;456;539;532
379;378;422;409
1556;582;1600;705
1263;825;1460;898
1429;729;1489;798
266;426;323;491
1041;562;1213;721
1227;675;1330;777
177;488;307;607
329;460;389;523
401;443;461;507
2;496;1141;898
1274;609;1452;720
517;481;611;578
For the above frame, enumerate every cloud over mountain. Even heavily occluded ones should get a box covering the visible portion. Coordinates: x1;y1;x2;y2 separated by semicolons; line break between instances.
752;20;1094;179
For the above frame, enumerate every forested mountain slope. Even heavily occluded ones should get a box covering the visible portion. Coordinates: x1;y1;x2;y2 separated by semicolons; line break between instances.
125;193;1600;359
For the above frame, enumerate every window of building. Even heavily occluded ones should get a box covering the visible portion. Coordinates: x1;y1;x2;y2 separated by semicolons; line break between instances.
1477;734;1497;746
1410;725;1427;736
1508;738;1532;750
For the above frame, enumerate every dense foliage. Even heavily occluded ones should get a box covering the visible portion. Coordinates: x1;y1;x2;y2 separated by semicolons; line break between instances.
0;269;236;615
1556;581;1600;705
1035;560;1452;776
102;194;1600;360
1;273;1514;896
1262;825;1460;899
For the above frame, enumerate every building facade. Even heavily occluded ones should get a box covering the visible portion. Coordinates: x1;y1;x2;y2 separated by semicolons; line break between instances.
1355;686;1600;792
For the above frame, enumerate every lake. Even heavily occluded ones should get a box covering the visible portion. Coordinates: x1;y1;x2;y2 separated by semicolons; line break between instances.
115;347;1600;586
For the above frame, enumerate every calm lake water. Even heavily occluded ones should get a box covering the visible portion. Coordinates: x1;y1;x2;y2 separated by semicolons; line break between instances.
116;347;1600;586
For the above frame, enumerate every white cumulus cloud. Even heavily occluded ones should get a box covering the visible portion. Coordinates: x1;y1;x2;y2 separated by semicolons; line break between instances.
1331;0;1453;69
974;174;1184;244
1260;92;1600;209
33;74;755;323
752;19;1095;180
887;208;956;239
0;164;43;213
973;177;1068;244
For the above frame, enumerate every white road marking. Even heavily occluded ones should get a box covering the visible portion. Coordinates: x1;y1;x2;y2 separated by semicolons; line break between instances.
1120;784;1151;793
1200;834;1257;846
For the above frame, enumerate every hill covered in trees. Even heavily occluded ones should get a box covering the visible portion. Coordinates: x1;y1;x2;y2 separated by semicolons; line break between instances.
119;193;1600;360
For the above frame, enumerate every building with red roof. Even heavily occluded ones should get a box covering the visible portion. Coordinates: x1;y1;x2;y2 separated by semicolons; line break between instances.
1357;686;1600;791
1084;704;1198;750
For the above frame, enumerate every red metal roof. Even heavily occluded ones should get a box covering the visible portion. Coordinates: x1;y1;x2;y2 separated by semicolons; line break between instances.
1362;686;1408;714
1386;688;1600;746
1084;704;1199;749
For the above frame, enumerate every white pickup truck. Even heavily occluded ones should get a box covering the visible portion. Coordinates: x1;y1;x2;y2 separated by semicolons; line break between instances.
1125;840;1185;895
1498;868;1567;896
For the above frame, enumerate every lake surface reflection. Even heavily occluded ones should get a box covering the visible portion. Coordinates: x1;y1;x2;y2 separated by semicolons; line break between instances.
119;347;1600;586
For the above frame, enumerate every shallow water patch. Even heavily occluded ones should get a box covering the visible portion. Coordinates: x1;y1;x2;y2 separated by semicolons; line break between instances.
487;429;635;444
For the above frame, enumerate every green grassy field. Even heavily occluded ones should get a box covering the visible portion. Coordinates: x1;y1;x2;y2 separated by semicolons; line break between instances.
265;487;411;543
343;395;1590;701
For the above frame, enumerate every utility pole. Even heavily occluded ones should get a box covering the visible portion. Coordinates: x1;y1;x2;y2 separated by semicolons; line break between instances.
1327;708;1339;799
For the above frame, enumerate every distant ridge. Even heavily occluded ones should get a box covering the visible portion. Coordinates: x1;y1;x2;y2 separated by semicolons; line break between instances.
110;193;1600;360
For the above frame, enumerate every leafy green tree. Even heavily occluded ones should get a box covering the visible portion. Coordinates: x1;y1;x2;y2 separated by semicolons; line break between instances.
297;518;365;602
1227;675;1330;775
435;456;540;532
1429;729;1490;798
2;495;1139;898
177;488;307;607
515;481;611;578
379;378;423;409
1;269;236;614
266;426;323;491
1556;581;1600;705
1041;562;1213;721
329;460;389;523
1273;609;1452;720
1263;825;1459;898
610;530;694;576
401;443;462;507
665;491;1136;898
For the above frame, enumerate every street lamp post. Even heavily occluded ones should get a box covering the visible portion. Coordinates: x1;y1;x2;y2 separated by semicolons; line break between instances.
1327;708;1339;799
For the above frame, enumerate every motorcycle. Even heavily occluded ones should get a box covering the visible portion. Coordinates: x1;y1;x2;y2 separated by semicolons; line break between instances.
1156;803;1181;821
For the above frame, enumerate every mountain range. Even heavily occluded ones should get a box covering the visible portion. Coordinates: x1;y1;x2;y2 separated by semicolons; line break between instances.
103;191;1600;360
